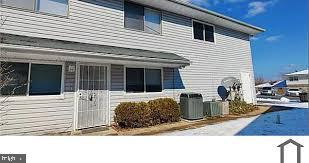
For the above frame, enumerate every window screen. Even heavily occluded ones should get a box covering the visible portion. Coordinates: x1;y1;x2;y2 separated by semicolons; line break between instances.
126;68;144;93
29;64;62;95
124;2;144;31
145;8;161;34
37;0;68;16
145;69;162;92
2;0;36;10
0;62;29;96
193;21;204;41
204;24;215;42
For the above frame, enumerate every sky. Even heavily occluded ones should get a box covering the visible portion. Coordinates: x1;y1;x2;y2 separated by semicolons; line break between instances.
186;0;308;80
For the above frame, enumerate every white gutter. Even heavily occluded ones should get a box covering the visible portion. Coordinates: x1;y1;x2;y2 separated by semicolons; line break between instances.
130;0;265;35
169;0;265;33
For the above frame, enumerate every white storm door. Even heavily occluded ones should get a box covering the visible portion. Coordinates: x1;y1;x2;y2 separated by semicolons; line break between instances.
77;65;109;129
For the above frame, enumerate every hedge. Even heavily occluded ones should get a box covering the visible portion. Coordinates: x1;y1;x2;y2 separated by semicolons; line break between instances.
114;98;180;128
114;102;151;128
148;98;181;125
229;100;258;115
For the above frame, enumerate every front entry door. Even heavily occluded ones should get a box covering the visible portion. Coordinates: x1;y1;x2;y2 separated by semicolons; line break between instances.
77;65;109;129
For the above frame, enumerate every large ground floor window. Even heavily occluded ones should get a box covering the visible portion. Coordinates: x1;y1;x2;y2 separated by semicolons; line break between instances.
126;67;162;93
0;61;63;96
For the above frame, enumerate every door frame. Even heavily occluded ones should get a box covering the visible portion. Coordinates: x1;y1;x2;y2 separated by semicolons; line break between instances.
73;62;111;130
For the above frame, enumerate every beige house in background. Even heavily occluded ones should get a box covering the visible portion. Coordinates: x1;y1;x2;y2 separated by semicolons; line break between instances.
284;69;309;92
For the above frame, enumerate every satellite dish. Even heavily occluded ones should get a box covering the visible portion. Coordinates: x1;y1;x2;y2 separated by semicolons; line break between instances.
217;86;228;101
221;77;239;89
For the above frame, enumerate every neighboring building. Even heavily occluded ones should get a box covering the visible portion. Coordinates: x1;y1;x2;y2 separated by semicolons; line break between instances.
0;0;264;135
284;70;309;92
255;80;287;96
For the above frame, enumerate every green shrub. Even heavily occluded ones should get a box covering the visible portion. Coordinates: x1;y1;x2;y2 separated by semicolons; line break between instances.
229;100;258;115
114;102;151;128
114;98;181;128
148;98;181;125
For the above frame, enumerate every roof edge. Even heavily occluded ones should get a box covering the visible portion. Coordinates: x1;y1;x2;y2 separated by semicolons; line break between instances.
168;0;265;33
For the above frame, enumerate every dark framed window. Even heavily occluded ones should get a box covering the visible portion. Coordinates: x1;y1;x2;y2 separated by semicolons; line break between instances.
124;2;144;31
0;62;29;96
126;68;145;93
1;0;68;16
289;76;299;81
29;64;62;95
144;8;161;34
124;1;162;34
193;21;204;41
204;24;215;42
145;69;162;92
126;68;162;93
0;61;63;96
193;21;215;43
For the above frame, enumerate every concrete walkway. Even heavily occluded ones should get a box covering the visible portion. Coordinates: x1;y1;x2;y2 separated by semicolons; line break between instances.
161;108;309;136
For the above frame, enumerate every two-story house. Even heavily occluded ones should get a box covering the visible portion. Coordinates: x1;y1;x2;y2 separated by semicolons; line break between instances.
0;0;264;135
284;69;309;93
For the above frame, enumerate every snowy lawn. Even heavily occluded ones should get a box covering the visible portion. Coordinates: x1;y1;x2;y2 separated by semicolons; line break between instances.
161;108;309;136
257;97;308;109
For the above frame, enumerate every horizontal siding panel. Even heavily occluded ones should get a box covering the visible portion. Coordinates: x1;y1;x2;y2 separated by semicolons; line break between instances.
4;109;72;118
1;118;72;130
3;113;72;125
0;123;72;135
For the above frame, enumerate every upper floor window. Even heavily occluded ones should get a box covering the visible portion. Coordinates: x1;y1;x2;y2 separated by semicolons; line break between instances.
193;21;215;43
1;0;68;16
124;1;161;35
289;76;299;81
37;0;69;16
2;0;36;10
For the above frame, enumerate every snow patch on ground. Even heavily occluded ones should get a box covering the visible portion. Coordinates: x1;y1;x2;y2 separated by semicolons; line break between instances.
161;108;309;136
258;102;308;109
257;98;308;109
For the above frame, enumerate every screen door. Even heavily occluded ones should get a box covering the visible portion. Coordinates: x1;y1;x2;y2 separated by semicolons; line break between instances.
77;65;109;129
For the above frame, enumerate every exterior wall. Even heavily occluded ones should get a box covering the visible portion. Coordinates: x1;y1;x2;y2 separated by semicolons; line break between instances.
0;0;256;133
0;62;76;135
110;65;184;117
